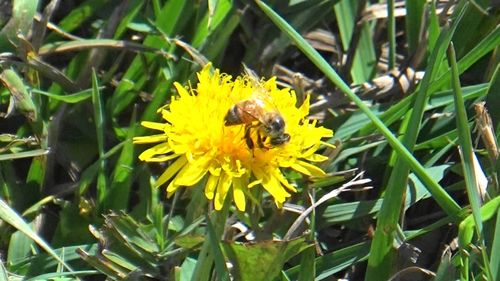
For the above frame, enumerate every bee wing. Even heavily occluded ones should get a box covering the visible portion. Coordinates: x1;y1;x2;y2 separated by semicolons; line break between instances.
238;100;266;124
242;64;281;113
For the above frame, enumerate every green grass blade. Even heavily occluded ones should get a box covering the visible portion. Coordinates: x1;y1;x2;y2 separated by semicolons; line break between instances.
356;25;499;138
447;42;493;281
190;203;229;281
352;84;487;140
491;208;500;280
387;0;395;69
109;0;189;117
334;0;376;83
106;109;137;210
91;70;107;207
78;141;125;196
24;270;98;281
366;3;469;278
91;70;105;160
0;0;39;51
255;2;465;279
0;68;37;122
206;217;230;281
31;88;93;103
458;196;500;280
114;0;145;39
191;228;215;280
451;0;496;58
205;12;241;63
285;241;370;280
191;0;232;48
0;198;74;272
485;63;500;132
297;246;315;281
255;0;460;215
0;261;7;281
404;0;425;54
430;24;500;94
427;1;440;52
46;0;109;37
38;39;164;56
0;149;49;161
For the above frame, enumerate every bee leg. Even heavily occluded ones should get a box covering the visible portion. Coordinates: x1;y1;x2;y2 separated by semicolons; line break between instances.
256;131;265;149
244;124;255;150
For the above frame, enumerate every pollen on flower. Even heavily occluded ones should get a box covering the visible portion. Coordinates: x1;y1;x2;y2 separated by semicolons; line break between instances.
133;63;333;211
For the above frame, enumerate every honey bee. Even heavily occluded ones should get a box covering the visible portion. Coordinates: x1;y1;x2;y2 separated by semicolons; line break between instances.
224;71;290;150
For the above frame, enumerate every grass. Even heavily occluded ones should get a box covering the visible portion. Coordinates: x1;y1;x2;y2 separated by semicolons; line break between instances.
0;0;499;280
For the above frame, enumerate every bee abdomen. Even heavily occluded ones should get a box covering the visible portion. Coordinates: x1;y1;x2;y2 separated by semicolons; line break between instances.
224;105;243;125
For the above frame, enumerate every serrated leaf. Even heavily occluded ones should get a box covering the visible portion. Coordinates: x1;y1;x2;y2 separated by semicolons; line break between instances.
174;234;205;249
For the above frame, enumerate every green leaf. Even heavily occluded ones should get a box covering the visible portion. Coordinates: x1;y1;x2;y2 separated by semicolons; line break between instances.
0;0;39;51
285;241;370;280
448;42;493;280
207;216;230;281
91;70;107;207
490;209;500;280
0;198;74;272
174;234;205;249
46;0;109;36
333;0;376;83
222;236;313;281
51;201;95;247
191;0;232;48
7;227;35;264
24;270;98;281
178;257;197;281
366;3;468;278
105;109;137;210
433;255;456;281
256;0;461;218
31;88;93;103
0;149;48;161
0;261;7;281
105;213;159;254
485;63;500;133
38;39;163;56
405;0;425;54
458;196;500;280
114;0;145;39
0;68;37;122
319;165;450;227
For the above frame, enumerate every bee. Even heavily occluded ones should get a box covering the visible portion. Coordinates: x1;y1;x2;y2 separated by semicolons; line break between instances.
225;99;290;149
224;70;290;150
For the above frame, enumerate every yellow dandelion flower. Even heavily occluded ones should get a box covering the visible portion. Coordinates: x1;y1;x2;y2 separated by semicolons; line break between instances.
134;63;333;211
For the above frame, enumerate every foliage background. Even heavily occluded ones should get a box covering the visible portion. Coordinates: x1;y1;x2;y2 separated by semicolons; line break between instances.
0;0;499;280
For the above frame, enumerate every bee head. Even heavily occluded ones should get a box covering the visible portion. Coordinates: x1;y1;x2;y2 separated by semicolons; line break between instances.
263;113;286;138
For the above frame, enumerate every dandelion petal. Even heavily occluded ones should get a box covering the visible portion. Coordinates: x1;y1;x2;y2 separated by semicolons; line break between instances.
214;173;232;210
233;177;246;211
138;142;172;161
156;156;187;188
141;121;166;131
205;174;219;200
174;154;212;186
